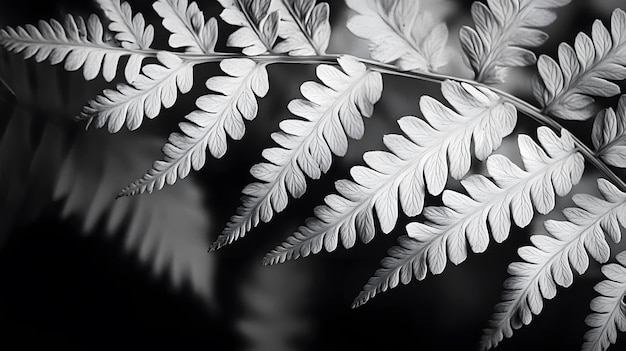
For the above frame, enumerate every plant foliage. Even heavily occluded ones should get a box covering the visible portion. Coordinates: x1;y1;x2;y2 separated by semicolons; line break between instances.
2;0;626;349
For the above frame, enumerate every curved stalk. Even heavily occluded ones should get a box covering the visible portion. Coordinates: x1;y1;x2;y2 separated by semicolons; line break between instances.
94;48;626;192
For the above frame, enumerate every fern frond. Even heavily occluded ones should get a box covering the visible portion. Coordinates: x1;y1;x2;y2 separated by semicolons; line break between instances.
96;0;154;50
153;0;219;54
481;178;626;350
263;80;517;265
79;51;194;132
211;55;382;251
0;13;148;82
274;0;330;56
352;127;585;308
593;94;626;168
119;58;269;197
345;0;449;72
218;0;280;55
534;8;626;121
583;251;626;351
460;0;571;84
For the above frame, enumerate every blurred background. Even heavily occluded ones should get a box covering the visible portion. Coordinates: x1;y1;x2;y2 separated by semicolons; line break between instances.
0;0;625;350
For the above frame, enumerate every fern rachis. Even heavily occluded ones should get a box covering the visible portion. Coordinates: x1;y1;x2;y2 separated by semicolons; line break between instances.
2;1;626;350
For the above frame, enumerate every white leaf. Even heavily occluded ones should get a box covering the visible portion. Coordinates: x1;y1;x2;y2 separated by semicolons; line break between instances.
153;0;219;54
352;127;584;307
218;0;279;55
583;251;626;351
0;14;148;82
274;0;330;55
534;8;626;120
96;0;154;49
80;51;194;133
481;178;626;350
345;0;449;72
213;55;382;251
592;95;626;168
263;80;517;265
460;0;570;84
119;58;269;197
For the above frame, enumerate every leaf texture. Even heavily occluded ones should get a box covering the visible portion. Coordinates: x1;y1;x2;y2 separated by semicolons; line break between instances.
460;0;571;84
346;0;449;72
592;94;626;168
274;0;331;55
119;58;269;197
80;51;194;132
153;0;219;54
583;251;626;351
218;0;280;55
352;127;585;308
263;80;517;265
211;55;382;251
533;8;626;120
481;178;626;350
0;13;149;82
96;0;154;50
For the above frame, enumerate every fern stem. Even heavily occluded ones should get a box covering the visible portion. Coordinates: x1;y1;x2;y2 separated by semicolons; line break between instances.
160;51;626;192
268;54;626;194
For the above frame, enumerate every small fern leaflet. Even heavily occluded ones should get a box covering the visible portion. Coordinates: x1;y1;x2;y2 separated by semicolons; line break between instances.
218;0;280;55
583;251;626;351
352;127;585;307
80;51;194;132
593;94;626;168
97;0;154;49
211;55;383;251
534;8;626;120
481;178;626;350
274;0;331;56
345;0;449;72
264;80;517;265
0;13;147;82
153;0;219;54
460;0;571;84
119;58;269;196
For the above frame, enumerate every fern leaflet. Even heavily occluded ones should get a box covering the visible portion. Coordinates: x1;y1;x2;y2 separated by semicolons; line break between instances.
80;51;194;132
96;0;154;50
583;251;626;351
263;80;517;265
352;127;585;307
593;94;626;168
153;0;219;54
481;178;626;350
460;0;571;84
211;55;382;251
218;0;280;55
0;13;147;82
274;0;330;56
534;8;626;120
345;0;449;72
119;58;269;196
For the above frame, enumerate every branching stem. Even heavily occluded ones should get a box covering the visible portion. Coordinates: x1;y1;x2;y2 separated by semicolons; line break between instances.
86;48;626;192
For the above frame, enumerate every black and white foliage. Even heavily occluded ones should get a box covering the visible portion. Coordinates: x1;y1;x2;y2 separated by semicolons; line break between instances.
533;8;626;121
352;127;585;308
2;0;626;350
583;251;626;351
460;0;571;84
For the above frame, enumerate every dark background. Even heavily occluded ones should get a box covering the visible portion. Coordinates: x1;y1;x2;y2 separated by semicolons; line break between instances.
1;1;625;350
